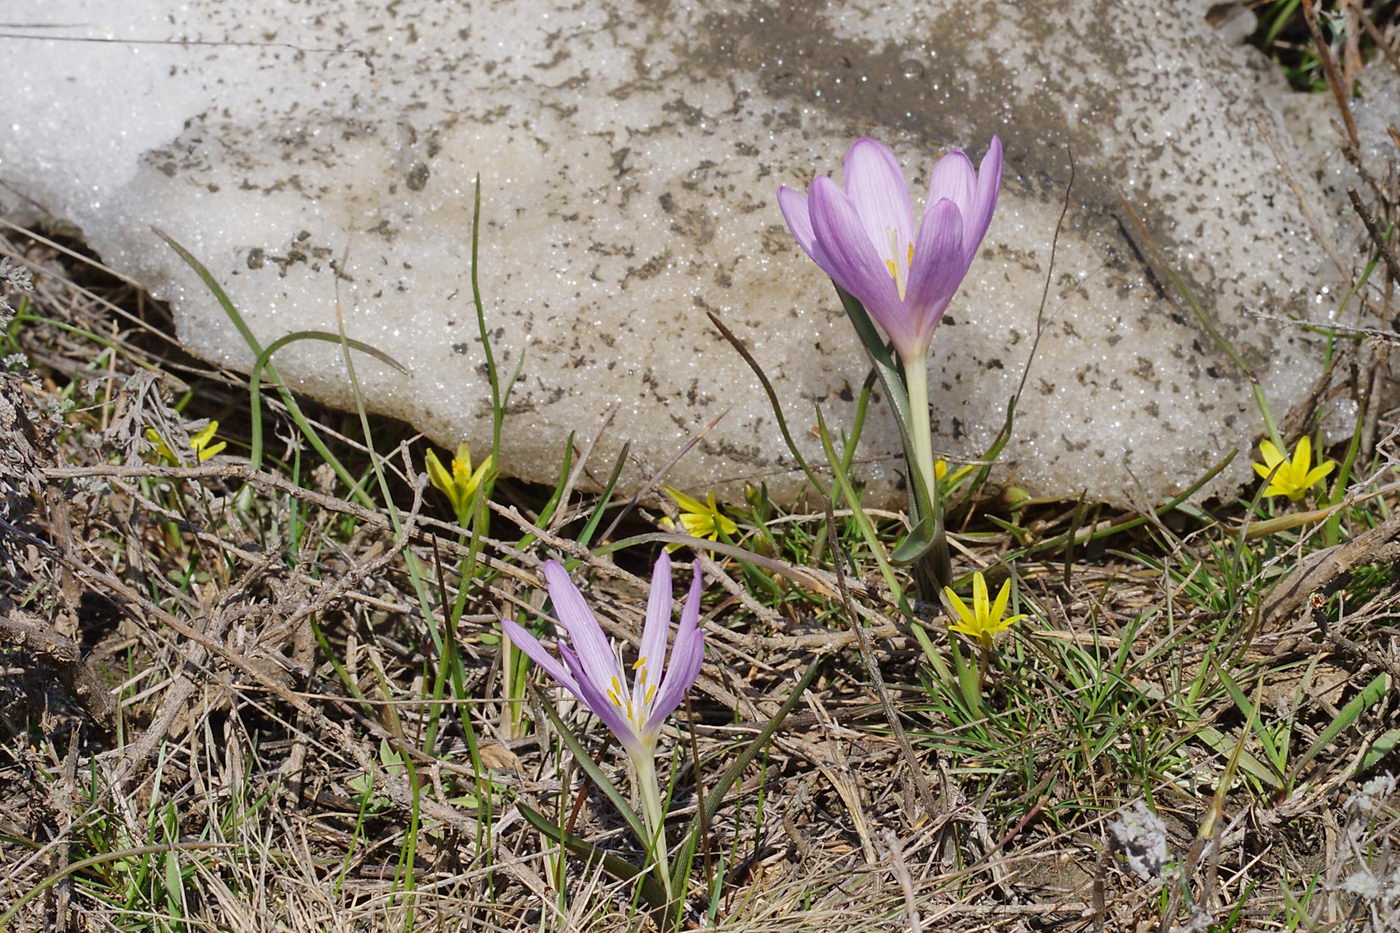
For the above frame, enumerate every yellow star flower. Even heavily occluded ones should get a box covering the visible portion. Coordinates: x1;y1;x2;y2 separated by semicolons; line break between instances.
1253;437;1334;502
659;487;737;551
933;458;976;489
189;422;227;461
943;571;1025;650
425;442;493;525
145;421;226;464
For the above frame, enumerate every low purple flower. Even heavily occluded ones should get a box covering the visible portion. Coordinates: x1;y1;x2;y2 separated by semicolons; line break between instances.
502;554;705;758
778;136;1003;363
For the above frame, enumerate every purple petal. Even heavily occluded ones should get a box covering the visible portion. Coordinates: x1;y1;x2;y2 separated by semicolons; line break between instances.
643;563;705;734
501;619;581;694
808;176;914;351
779;182;842;284
559;642;644;753
904;198;966;347
778;185;817;258
927;149;977;219
543;560;622;691
635;552;672;700
842;138;915;269
962;136;1003;264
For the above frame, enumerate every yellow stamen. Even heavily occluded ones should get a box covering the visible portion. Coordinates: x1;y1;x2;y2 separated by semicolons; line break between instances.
645;685;657;704
607;689;623;708
632;657;647;671
886;229;913;299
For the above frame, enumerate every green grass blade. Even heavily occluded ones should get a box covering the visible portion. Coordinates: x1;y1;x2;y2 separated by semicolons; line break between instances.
705;310;824;493
515;801;668;910
833;286;934;529
153;227;375;507
1287;672;1387;785
1215;667;1285;779
670;655;826;895
469;176;507;462
537;697;648;844
248;329;406;471
576;440;629;551
1360;728;1400;774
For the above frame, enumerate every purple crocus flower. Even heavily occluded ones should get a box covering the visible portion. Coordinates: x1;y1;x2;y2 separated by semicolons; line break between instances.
502;554;705;758
778;136;1002;364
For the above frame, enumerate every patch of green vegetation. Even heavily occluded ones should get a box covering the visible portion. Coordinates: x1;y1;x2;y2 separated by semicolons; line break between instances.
1247;0;1399;92
4;31;1400;924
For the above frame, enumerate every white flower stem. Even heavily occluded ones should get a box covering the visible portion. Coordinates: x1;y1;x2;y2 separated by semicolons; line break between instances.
903;354;938;517
632;751;673;899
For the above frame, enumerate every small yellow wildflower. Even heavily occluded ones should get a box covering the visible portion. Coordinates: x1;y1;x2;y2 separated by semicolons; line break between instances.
943;571;1025;650
1253;437;1334;502
189;422;226;461
145;428;176;463
933;458;975;489
425;442;493;524
145;421;226;464
659;487;737;551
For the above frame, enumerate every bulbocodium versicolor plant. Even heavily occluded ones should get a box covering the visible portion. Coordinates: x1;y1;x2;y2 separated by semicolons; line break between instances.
778;136;1003;593
503;553;704;898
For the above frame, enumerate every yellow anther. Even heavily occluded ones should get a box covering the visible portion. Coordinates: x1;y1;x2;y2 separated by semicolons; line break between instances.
886;229;911;298
645;685;657;704
607;689;623;708
632;657;647;672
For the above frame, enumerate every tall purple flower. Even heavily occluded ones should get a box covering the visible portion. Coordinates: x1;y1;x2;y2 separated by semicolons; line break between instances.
502;553;705;759
777;136;1002;364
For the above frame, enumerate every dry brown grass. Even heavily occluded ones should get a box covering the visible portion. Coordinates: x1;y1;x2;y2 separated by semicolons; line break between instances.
5;18;1400;922
1;220;1398;933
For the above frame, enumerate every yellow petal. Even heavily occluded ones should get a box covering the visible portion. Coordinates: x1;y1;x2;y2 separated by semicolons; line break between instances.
197;439;227;461
658;516;684;551
991;578;1012;624
664;486;707;515
190;421;219;450
972;572;989;622
1302;461;1335;490
658;518;683;550
425;449;454;496
468;455;494;495
679;512;715;539
1292;436;1312;474
145;427;176;462
948;620;979;640
1000;613;1027;631
1258;440;1284;469
943;586;974;626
